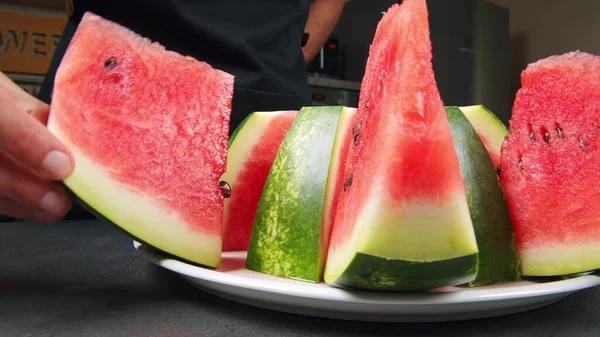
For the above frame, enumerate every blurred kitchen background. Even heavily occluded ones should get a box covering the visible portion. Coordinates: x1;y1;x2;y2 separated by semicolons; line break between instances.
1;0;599;127
307;0;599;126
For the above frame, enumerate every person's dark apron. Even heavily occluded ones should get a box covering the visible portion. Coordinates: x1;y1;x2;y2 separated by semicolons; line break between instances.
38;0;312;219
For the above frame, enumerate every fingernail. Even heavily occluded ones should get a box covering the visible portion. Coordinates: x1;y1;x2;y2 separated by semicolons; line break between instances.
42;150;72;178
40;190;67;215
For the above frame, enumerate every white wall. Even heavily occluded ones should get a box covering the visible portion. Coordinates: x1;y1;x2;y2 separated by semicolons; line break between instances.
487;0;600;98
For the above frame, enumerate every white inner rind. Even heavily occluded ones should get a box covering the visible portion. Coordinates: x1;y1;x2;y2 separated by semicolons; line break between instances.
49;123;222;268
460;105;508;156
356;188;477;260
220;112;278;229
520;243;600;276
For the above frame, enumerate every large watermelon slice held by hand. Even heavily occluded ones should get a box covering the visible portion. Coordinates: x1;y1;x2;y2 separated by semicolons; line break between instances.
47;12;234;268
221;110;297;252
499;51;600;276
324;0;479;291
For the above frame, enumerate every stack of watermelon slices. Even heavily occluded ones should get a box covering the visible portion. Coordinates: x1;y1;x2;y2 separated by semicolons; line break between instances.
47;0;600;292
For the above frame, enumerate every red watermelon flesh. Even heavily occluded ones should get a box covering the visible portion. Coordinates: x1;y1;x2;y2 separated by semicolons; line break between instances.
500;51;600;276
222;110;297;251
325;0;477;289
47;12;234;268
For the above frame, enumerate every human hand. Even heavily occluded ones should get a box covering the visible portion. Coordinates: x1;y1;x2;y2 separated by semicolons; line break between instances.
0;72;74;223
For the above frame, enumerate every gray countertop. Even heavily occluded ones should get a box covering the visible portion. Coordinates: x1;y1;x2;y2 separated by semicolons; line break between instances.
1;219;599;337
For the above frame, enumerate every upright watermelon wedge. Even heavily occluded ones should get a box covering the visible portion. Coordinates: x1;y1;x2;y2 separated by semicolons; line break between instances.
499;51;600;276
446;106;520;286
221;110;297;251
246;106;356;282
459;105;509;168
324;0;479;292
47;12;234;268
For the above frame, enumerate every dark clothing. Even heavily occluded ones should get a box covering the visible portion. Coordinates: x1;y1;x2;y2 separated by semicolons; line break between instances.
37;0;312;219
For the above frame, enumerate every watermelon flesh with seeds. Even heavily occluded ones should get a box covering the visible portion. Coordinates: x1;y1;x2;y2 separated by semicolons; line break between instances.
499;51;600;276
324;0;478;291
47;12;234;268
221;110;297;252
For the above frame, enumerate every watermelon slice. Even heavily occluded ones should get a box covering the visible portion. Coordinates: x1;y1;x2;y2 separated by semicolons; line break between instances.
246;106;356;282
459;105;509;168
446;106;520;286
324;0;478;291
221;110;297;252
499;51;600;276
46;12;234;268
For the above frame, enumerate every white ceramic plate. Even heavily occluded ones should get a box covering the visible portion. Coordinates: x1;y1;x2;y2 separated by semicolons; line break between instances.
133;241;600;322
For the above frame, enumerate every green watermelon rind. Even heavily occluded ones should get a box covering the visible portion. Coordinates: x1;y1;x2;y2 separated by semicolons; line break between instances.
245;106;345;282
446;106;521;286
328;252;478;292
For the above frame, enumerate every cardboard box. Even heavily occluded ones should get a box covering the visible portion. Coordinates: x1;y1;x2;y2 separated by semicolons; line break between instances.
0;5;67;75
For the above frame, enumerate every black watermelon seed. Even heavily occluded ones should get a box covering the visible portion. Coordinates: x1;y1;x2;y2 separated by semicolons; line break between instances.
104;57;117;69
343;174;353;192
527;123;534;142
580;139;588;150
541;127;550;143
496;165;502;175
556;126;563;138
353;132;360;146
352;121;362;146
219;181;231;198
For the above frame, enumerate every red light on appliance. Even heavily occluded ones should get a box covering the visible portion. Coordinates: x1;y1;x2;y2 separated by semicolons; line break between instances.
328;43;337;49
312;93;325;101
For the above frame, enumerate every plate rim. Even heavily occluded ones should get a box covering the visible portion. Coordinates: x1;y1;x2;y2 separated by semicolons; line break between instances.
133;240;600;306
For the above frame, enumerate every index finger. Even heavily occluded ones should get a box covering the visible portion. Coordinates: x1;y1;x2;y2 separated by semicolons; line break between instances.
0;72;49;119
0;92;74;181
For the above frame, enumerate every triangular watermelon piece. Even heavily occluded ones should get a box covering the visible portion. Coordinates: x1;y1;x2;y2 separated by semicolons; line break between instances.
324;0;478;291
221;110;297;252
47;12;234;268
